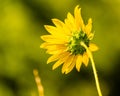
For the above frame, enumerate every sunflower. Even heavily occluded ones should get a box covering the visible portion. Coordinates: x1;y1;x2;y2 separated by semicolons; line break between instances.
40;5;98;74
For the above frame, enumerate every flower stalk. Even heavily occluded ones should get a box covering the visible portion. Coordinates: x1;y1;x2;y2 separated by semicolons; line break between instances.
33;69;44;96
80;42;102;96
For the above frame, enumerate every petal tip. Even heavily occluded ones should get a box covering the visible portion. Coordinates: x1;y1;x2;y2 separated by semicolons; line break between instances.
75;5;80;9
47;61;50;64
52;65;56;70
40;44;43;48
44;25;51;30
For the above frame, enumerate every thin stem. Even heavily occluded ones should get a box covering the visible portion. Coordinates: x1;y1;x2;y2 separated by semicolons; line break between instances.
80;42;102;96
33;69;44;96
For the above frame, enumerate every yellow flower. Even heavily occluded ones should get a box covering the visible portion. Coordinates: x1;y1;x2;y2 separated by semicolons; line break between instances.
40;5;98;74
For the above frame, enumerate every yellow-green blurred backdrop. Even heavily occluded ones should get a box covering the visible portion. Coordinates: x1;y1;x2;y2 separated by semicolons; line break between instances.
0;0;120;96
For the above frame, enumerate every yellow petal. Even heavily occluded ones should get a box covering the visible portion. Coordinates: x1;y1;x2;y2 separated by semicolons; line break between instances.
44;25;57;35
82;52;89;67
41;35;67;44
47;54;61;64
85;18;92;35
52;18;64;28
47;51;69;64
40;42;49;48
62;24;72;35
64;19;72;31
67;12;75;25
76;54;82;72
52;52;70;70
65;12;76;32
74;5;84;31
52;60;63;70
44;25;68;41
40;43;60;49
88;33;94;40
52;19;69;36
41;35;53;41
62;54;75;74
46;48;66;54
41;35;66;43
89;43;99;52
65;55;77;74
45;44;66;50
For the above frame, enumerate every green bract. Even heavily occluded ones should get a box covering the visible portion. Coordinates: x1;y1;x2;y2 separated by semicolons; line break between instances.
67;31;90;55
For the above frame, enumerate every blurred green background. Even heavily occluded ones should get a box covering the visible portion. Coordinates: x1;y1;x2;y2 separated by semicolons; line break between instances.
0;0;120;96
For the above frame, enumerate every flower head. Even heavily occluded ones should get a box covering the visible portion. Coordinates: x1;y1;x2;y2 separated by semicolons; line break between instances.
40;5;98;74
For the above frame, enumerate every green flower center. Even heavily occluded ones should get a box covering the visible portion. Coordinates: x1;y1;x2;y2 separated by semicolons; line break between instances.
67;31;90;55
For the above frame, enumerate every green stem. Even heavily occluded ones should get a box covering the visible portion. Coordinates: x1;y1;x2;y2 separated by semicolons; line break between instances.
80;42;102;96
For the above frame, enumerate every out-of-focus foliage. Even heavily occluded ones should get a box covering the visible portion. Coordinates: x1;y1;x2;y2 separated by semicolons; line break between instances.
0;0;120;96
